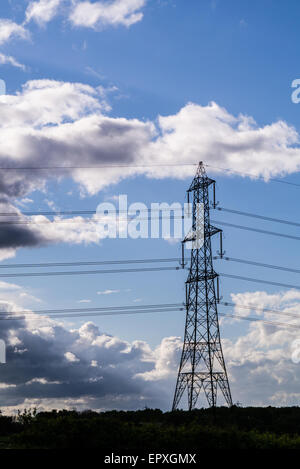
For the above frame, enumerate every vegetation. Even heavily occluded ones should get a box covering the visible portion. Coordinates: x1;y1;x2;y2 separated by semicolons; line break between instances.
1;406;300;449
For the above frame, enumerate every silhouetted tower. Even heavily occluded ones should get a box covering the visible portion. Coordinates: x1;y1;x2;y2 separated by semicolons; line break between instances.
172;162;232;411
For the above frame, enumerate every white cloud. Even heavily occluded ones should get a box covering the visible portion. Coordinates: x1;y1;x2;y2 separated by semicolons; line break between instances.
31;213;112;245
15;198;34;207
0;286;300;410
0;0;146;54
97;289;120;295
64;351;80;362
230;289;300;320
0;249;16;262
137;336;182;381
0;206;119;261
0;53;26;70
25;0;63;26
220;290;300;405
3;80;300;200
149;102;300;182
69;0;146;29
24;0;147;30
2;80;300;259
0;283;41;307
0;281;21;291
0;383;16;389
25;377;61;385
0;293;176;411
0;19;29;45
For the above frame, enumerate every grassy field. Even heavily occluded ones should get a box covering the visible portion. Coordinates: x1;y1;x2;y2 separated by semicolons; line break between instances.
1;406;300;449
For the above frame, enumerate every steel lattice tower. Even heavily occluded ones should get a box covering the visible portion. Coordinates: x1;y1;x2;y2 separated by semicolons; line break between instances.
172;162;232;411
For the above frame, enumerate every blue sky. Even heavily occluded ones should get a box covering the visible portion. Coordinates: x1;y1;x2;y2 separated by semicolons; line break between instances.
0;0;300;411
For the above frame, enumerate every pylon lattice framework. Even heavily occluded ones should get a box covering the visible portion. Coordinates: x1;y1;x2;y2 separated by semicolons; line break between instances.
172;162;232;411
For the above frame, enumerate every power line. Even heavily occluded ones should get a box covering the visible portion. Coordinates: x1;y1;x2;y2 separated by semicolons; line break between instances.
217;206;300;228
0;307;185;322
0;210;98;217
220;301;300;320
0;206;295;231
0;291;296;330
0;206;296;237
0;215;299;245
0;255;298;285
211;219;300;241
0;207;297;249
4;301;299;322
0;305;299;331
3;253;300;282
215;255;300;275
220;272;300;291
0;163;198;170
39;307;184;321
0;161;297;191
0;255;298;290
214;256;300;274
0;207;184;217
0;265;181;279
2;296;298;323
0;215;184;225
0;212;188;225
0;257;180;269
0;211;298;245
219;312;300;329
0;302;184;319
0;254;297;277
205;163;300;188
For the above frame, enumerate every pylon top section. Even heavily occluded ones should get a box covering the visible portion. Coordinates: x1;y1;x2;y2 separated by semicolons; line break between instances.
188;161;215;192
196;161;206;177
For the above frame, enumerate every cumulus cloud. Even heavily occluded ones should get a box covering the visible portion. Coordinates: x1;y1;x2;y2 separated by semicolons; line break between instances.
24;0;146;29
25;0;63;26
0;281;21;291
0;79;152;199
149;102;300;181
222;290;300;405
231;289;300;319
0;291;180;412
0;282;41;306
0;205;122;260
0;19;29;45
2;80;300;200
0;0;145;55
137;336;182;381
0;286;300;411
69;0;146;29
1;79;300;259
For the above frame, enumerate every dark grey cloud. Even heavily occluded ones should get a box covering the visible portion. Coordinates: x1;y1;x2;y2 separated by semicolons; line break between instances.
0;310;179;411
0;81;299;261
0;224;46;249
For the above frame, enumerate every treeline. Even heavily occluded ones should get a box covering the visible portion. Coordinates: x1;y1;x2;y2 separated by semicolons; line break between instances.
1;406;300;449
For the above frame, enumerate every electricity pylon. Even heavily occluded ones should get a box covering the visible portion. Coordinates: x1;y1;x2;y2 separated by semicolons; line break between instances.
172;162;232;411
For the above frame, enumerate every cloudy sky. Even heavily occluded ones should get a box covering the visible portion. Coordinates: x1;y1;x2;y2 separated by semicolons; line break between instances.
0;0;300;413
